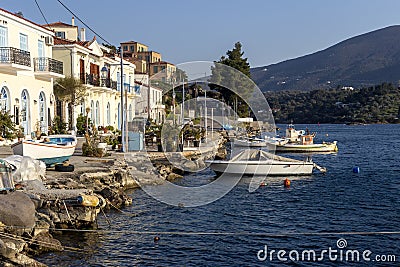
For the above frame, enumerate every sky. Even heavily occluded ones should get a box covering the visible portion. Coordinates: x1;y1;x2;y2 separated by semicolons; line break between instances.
2;0;400;67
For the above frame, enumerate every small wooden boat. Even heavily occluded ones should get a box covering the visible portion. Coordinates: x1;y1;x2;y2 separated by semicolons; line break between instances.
206;149;326;176
11;135;77;166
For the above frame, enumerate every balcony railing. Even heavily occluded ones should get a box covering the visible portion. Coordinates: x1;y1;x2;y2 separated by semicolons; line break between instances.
100;78;118;89
86;73;100;86
0;47;31;67
34;57;63;74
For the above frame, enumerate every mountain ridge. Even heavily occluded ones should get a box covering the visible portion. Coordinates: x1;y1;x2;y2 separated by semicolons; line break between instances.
251;25;400;91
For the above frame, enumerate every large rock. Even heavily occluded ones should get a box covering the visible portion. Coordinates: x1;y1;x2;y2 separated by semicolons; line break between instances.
0;191;35;228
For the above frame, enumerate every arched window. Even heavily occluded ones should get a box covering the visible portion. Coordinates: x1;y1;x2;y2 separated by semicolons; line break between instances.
90;100;94;124
21;90;30;135
80;100;85;115
38;92;47;133
106;102;110;125
0;86;10;112
95;101;100;125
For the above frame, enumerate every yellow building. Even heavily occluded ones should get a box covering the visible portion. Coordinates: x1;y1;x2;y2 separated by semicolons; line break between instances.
51;35;137;131
43;18;79;41
137;51;161;64
120;40;148;57
149;61;176;83
0;8;64;137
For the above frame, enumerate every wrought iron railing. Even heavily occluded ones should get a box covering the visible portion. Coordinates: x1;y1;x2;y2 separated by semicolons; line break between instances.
34;57;63;74
100;78;118;89
0;47;31;67
86;73;100;86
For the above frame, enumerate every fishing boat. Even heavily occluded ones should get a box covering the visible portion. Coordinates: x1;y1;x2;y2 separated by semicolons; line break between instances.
267;124;338;153
11;135;77;166
206;149;326;176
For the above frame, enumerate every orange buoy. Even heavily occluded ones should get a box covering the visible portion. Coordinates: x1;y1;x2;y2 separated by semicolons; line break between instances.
260;182;267;187
154;236;160;242
284;178;291;187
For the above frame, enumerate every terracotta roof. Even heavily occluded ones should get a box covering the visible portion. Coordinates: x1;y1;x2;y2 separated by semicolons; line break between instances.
43;21;77;28
150;61;175;66
0;8;54;34
53;36;92;50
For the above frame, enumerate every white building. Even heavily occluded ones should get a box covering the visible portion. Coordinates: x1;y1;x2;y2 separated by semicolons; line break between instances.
45;20;138;131
134;73;165;124
0;8;64;137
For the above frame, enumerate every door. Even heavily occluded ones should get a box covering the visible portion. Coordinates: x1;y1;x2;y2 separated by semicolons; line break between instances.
21;90;30;136
38;40;45;71
80;59;85;83
0;26;8;62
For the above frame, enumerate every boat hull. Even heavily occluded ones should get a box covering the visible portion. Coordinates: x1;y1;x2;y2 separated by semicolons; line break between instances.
271;141;338;153
208;160;314;176
11;136;77;166
233;139;267;147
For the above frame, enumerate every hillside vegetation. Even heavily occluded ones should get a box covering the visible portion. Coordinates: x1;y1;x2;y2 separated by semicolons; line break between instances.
265;83;400;124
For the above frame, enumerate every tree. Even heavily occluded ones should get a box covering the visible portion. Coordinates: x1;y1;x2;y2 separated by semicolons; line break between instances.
0;111;15;139
209;42;252;117
54;76;87;130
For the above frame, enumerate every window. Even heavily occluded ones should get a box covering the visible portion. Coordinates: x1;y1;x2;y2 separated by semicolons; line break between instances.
95;101;100;125
38;92;47;133
90;100;94;122
106;102;110;125
38;40;45;70
21;90;30;135
0;26;7;47
153;66;158;73
0;86;9;112
55;31;66;39
130;45;134;52
123;45;128;51
19;33;28;51
117;72;120;91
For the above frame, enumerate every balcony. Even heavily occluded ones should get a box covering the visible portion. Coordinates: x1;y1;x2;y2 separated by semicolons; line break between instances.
34;57;64;79
0;47;31;71
85;73;100;87
100;78;117;90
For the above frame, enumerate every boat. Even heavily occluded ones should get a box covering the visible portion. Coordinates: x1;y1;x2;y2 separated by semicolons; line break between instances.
266;124;338;153
233;137;267;147
206;149;326;176
11;135;77;166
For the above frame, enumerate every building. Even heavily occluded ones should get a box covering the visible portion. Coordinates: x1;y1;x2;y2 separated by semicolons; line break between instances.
149;61;176;83
45;20;138;131
0;8;64;137
134;74;165;124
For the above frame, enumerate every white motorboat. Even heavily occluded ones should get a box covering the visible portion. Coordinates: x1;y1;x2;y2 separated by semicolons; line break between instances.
11;135;77;166
206;149;326;176
233;137;267;147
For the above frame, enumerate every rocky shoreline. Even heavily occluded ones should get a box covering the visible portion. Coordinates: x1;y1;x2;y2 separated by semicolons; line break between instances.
0;134;227;266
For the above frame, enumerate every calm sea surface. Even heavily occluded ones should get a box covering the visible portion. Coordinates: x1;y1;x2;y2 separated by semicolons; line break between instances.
37;124;400;266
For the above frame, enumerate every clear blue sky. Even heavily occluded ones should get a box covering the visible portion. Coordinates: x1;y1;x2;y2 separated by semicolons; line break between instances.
2;0;400;67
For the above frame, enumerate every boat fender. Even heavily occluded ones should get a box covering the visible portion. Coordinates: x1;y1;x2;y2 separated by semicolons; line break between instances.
96;194;107;209
77;194;100;207
353;166;360;173
284;178;291;187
